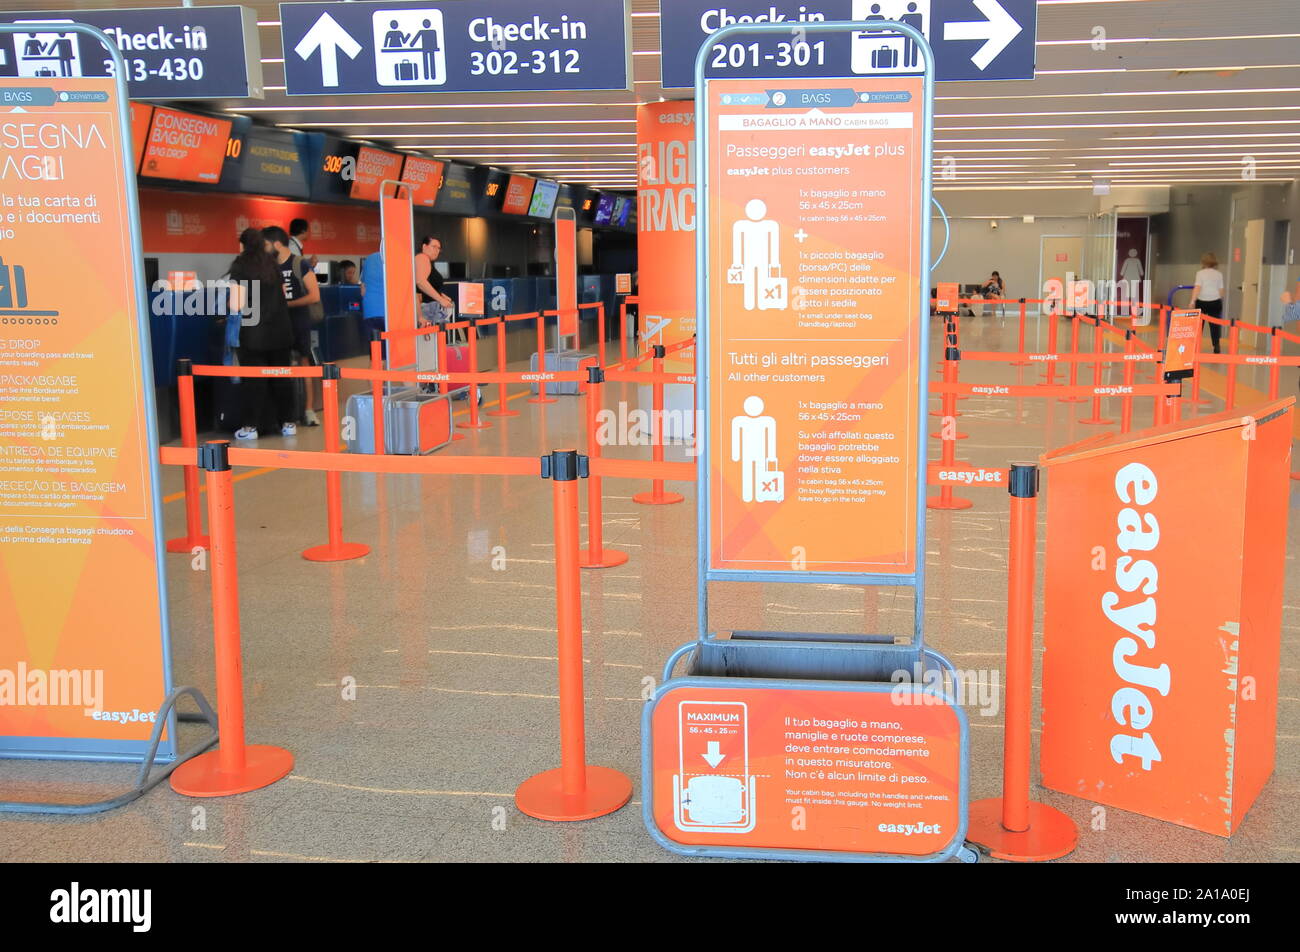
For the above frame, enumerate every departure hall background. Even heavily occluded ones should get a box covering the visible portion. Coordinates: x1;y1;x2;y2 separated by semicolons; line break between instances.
0;0;1296;911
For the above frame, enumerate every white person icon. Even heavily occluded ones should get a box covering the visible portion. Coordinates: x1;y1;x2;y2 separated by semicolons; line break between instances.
731;396;784;503
728;199;787;311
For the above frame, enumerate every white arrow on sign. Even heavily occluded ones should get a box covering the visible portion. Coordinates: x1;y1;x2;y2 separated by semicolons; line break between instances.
944;0;1023;71
702;741;726;768
294;12;362;88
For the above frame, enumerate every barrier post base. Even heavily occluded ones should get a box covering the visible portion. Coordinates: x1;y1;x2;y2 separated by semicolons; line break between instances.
930;431;969;440
633;490;685;505
580;547;629;569
458;421;492;430
1057;395;1087;404
166;534;210;553
486;408;520;418
169;744;294;798
1078;416;1115;426
927;494;973;510
528;394;557;405
966;798;1078;862
515;765;632;822
302;541;370;563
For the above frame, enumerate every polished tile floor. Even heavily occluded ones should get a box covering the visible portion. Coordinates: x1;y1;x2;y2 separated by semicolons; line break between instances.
2;315;1296;863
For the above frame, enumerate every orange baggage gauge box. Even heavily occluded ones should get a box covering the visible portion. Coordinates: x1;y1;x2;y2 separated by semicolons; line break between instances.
1040;399;1293;835
645;681;965;858
1163;309;1202;380
706;77;924;575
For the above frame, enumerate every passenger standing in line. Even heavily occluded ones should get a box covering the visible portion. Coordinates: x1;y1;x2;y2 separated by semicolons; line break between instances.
227;228;296;440
264;225;322;426
416;235;455;324
288;218;318;271
360;251;386;338
1191;252;1226;353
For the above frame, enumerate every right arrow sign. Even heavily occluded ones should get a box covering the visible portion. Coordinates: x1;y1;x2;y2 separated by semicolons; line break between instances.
943;0;1024;71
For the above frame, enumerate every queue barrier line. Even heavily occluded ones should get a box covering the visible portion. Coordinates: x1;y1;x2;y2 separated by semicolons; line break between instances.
341;367;588;385
192;365;323;379
959;351;1159;364
930;381;1180;398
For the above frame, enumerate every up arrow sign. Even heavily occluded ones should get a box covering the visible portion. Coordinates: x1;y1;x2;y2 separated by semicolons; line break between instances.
294;12;362;88
944;0;1024;71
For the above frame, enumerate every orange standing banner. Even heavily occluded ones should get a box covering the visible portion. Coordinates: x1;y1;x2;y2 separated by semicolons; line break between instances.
381;193;417;370
636;101;697;351
935;282;958;314
554;208;577;340
706;78;925;576
1163;309;1202;379
0;67;175;759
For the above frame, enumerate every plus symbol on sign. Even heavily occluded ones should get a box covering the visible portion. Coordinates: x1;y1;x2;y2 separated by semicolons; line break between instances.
794;229;809;243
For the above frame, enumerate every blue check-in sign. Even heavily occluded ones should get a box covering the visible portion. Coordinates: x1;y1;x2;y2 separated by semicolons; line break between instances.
280;0;631;95
0;5;263;99
660;0;1037;88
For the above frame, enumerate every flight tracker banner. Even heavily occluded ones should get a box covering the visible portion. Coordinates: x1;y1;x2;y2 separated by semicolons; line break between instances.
637;101;697;350
706;78;924;575
0;75;173;759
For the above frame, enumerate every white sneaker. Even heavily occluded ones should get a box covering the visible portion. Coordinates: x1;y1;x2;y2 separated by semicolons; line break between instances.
304;408;320;426
281;422;298;437
234;426;258;440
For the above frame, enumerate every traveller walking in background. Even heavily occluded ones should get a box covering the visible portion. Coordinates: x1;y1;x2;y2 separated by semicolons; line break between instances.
227;228;296;440
1192;252;1226;353
288;218;317;270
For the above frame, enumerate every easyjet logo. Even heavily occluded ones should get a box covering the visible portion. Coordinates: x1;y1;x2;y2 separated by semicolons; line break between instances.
1103;462;1169;773
657;112;693;125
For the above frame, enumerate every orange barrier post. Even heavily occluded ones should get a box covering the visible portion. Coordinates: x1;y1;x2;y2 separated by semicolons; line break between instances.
436;325;450;397
927;346;972;511
1120;330;1136;434
368;339;386;455
171;441;294;797
529;312;556;405
1079;318;1115;425
303;365;370;563
967;464;1077;861
516;450;633;820
1225;319;1240;411
579;367;628;569
618;296;633;365
165;358;211;553
930;343;968;439
1059;315;1087;403
596;303;607;369
633;346;685;506
486;318;520;418
1268;327;1282;400
930;319;962;417
1041;299;1061;386
458;319;490;430
1009;299;1030;366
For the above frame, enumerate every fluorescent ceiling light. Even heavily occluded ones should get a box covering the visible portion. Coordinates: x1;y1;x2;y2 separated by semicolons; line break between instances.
939;86;1300;101
1037;34;1300;47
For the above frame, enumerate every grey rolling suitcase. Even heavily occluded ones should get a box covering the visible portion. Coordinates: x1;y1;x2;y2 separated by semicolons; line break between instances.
344;388;453;455
529;349;592;395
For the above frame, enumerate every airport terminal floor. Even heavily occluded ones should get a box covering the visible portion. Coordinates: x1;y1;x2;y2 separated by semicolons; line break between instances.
2;317;1297;864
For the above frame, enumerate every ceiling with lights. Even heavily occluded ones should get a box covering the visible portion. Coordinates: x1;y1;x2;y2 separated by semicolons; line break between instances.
9;0;1299;191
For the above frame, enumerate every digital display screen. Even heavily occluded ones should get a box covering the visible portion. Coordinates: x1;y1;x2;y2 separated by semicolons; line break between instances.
401;156;445;207
501;174;536;215
593;193;616;226
434;162;477;216
140;106;232;184
237;127;310;199
616;195;632;227
351;146;405;201
528;179;560;218
476;167;509;215
305;133;360;203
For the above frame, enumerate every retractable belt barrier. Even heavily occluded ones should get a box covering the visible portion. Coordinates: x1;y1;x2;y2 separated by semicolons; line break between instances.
157;440;696;815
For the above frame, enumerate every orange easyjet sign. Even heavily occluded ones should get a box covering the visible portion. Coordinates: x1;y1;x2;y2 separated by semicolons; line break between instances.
1163;309;1201;379
648;683;963;855
0;77;172;758
707;78;924;575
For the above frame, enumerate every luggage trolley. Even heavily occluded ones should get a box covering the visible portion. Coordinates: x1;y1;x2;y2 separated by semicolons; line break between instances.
641;20;975;864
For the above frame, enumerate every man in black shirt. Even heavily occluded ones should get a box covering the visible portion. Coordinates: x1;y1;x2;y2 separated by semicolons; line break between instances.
264;226;323;425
